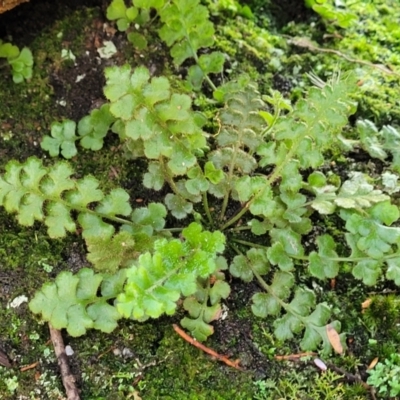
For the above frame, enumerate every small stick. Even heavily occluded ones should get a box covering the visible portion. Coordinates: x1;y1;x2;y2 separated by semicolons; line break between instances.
325;361;370;390
287;36;400;77
20;361;39;372
172;324;242;370
275;352;317;361
49;324;80;400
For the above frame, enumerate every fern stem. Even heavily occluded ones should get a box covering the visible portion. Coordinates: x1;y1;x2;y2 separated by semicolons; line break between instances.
202;191;213;225
220;144;241;221
159;156;180;195
231;238;268;249
251;267;310;326
227;226;252;232
219;202;250;230
184;32;217;92
260;109;280;137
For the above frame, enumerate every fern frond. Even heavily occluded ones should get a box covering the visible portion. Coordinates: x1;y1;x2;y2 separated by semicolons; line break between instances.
117;223;225;321
29;268;126;336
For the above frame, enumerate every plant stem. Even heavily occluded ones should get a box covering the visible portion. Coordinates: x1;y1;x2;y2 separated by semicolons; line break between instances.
159;156;180;195
231;238;269;249
184;33;217;92
220;202;250;230
202;191;213;225
227;226;252;232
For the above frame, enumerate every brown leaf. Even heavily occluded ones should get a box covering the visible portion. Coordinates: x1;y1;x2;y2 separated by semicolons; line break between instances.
368;357;379;370
361;298;372;312
326;323;343;354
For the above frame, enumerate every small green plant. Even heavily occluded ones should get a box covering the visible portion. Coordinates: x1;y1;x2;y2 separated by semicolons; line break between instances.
106;0;225;90
254;369;352;400
367;353;400;398
2;0;400;359
0;40;33;83
40;104;116;157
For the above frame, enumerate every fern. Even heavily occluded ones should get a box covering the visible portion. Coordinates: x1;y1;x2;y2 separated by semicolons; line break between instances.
106;0;224;90
4;13;399;354
29;268;126;336
41;105;115;158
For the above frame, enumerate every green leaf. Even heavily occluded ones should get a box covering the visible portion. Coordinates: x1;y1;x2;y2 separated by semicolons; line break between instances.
29;269;121;337
249;218;272;235
45;202;76;238
66;176;103;208
280;190;307;223
230;255;253;282
335;173;388;209
187;65;204;91
143;162;165;190
180;317;214;342
252;292;280;318
8;47;33;83
164;193;193;219
78;213;115;240
280;161;302;192
117;224;224;321
346;213;400;259
270;228;304;257
86;231;137;272
41;120;78;159
352;259;383;285
127;32;148;50
133;0;164;8
198;52;225;74
185;166;209;195
158;0;214;65
308;235;339;279
78;104;115;151
106;0;127;20
0;42;19;59
130;202;167;235
95;188;132;217
204;161;224;184
230;249;269;282
209;280;230;305
385;257;400;285
267;242;294;272
370;201;399;226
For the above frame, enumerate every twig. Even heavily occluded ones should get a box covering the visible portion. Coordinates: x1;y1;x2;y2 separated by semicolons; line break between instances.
324;361;370;390
286;36;400;77
49;324;80;400
275;352;317;361
172;324;242;370
20;361;39;372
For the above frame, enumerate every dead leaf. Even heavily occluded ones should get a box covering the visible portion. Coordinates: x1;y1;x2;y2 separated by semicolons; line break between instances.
326;323;343;354
361;298;372;312
367;357;379;370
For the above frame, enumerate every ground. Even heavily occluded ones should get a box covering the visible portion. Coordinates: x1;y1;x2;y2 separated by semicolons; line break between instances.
0;0;400;399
